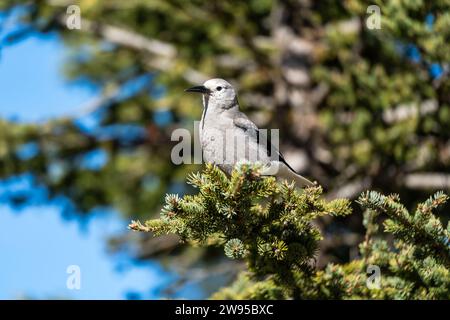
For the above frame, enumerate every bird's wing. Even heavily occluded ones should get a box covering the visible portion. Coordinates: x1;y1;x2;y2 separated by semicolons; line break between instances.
232;113;301;176
233;113;259;135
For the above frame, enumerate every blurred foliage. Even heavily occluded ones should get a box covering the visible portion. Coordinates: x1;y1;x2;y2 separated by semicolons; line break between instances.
133;164;449;299
0;0;449;297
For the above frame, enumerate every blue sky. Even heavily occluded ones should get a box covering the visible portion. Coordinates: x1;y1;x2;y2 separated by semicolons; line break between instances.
0;34;94;121
0;206;167;299
0;33;170;299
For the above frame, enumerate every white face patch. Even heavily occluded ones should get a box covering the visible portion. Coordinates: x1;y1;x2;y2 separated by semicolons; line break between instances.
203;78;237;108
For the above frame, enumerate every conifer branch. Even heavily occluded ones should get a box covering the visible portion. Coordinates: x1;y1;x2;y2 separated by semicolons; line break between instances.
129;166;450;299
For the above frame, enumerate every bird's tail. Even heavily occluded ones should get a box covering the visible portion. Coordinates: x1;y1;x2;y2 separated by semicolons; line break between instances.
261;161;315;187
289;171;315;187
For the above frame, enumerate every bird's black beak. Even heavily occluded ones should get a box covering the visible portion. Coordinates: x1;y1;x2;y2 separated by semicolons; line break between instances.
185;85;210;94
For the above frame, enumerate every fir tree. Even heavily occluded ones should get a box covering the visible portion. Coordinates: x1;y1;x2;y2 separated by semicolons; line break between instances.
130;164;450;299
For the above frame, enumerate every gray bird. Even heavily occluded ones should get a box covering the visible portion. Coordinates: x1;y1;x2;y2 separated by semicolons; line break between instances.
186;78;314;187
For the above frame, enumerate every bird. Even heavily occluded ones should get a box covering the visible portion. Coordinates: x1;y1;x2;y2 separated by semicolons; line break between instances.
185;78;314;187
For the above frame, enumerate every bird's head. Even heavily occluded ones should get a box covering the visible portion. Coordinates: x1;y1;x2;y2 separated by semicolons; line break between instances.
185;78;237;110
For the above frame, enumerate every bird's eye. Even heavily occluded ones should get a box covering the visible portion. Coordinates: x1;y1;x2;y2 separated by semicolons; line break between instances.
216;86;222;91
